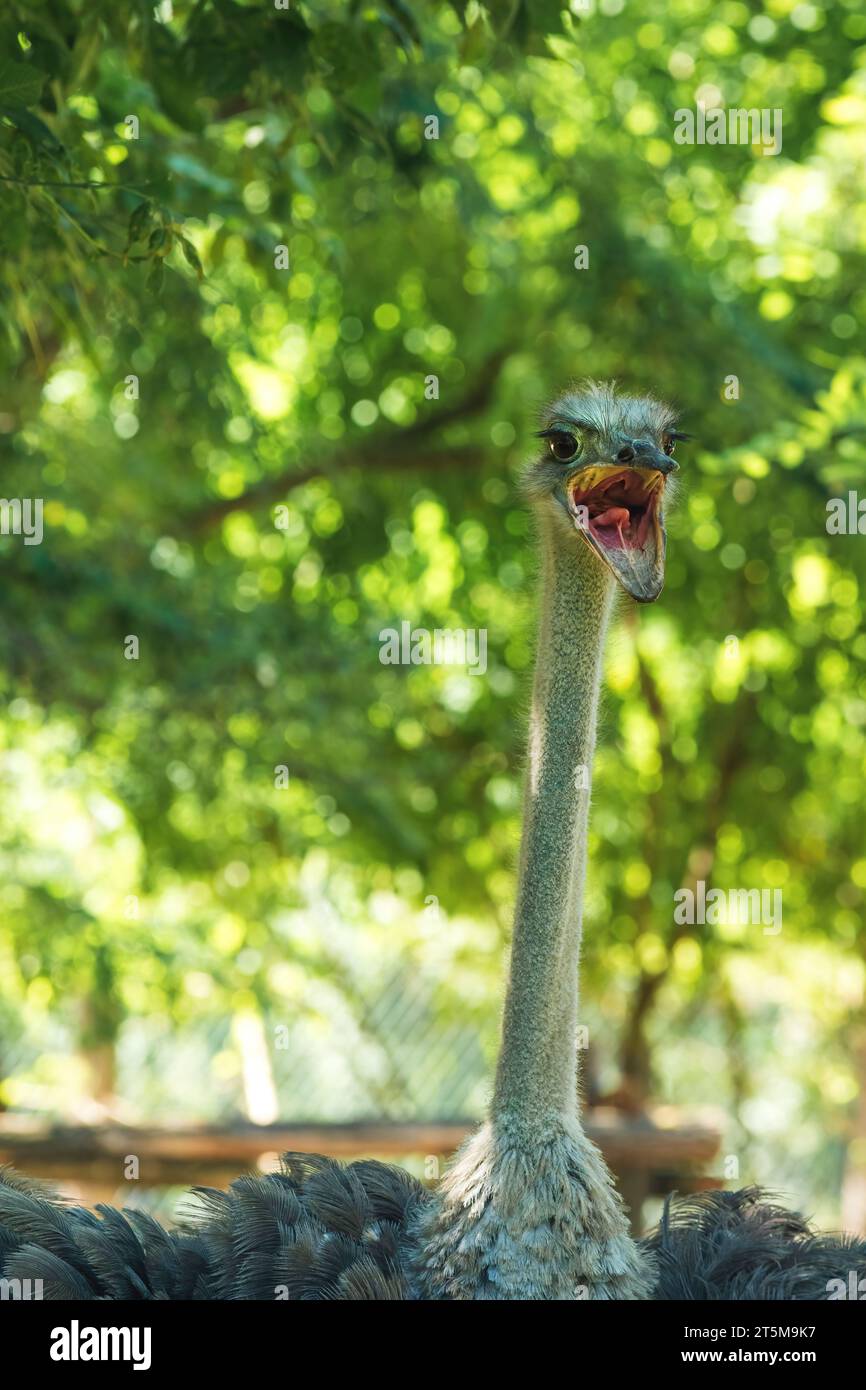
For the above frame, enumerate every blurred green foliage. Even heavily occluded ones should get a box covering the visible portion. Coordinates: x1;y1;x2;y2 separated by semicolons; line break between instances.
0;0;865;1221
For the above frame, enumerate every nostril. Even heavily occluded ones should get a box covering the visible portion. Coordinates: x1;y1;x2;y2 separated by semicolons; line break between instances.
617;445;635;463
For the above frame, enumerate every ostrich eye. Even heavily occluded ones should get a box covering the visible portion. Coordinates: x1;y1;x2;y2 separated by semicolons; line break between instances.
547;431;581;463
663;436;676;457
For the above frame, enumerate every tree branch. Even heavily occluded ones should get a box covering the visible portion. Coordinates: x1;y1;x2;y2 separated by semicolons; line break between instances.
0;175;153;195
185;348;510;530
187;445;482;531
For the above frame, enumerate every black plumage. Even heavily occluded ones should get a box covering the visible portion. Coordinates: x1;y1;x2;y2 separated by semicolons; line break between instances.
0;1164;212;1300
3;1158;865;1300
642;1186;866;1301
180;1152;430;1299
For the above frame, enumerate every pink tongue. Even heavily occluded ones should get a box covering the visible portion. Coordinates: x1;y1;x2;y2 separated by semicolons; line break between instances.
593;506;630;529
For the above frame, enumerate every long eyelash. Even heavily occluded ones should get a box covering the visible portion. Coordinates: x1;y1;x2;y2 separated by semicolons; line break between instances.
667;430;693;442
535;426;587;439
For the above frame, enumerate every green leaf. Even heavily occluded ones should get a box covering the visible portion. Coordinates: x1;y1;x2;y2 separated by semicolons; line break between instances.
180;235;204;280
126;201;154;249
0;104;63;150
0;60;47;108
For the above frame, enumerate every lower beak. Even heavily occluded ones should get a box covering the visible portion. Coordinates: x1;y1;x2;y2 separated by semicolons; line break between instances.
565;466;667;603
593;509;666;603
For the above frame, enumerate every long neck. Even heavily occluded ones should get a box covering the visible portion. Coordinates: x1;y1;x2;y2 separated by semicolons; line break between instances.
492;512;614;1137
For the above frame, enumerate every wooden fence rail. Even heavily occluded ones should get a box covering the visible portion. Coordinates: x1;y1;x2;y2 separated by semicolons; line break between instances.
0;1110;721;1233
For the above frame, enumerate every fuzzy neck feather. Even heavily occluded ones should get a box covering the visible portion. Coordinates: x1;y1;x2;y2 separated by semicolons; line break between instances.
411;507;655;1301
492;510;613;1135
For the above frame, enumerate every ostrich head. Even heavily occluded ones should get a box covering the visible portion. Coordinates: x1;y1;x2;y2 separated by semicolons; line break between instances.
524;380;687;602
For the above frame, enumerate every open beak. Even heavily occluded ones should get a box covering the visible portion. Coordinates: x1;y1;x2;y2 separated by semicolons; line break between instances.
565;465;668;602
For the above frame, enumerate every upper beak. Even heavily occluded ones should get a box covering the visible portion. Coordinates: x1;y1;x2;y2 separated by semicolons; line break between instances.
640;446;679;477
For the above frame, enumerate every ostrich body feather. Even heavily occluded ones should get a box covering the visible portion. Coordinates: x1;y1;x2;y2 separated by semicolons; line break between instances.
3;1162;865;1301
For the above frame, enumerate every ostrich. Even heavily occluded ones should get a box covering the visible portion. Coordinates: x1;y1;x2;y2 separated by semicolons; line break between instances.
1;381;864;1300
